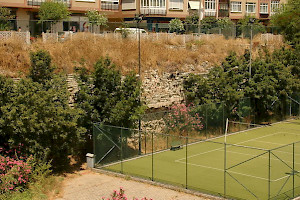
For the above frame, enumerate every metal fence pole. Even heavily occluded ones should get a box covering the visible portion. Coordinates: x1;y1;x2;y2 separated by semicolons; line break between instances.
224;142;227;198
205;105;208;139
93;124;96;160
121;128;123;174
145;131;147;154
268;150;271;199
293;143;295;198
186;136;188;189
152;131;154;181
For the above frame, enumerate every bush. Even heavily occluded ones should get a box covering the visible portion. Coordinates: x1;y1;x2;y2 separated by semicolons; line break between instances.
169;18;184;33
29;50;54;84
75;57;144;141
165;104;203;135
102;188;152;200
0;156;31;193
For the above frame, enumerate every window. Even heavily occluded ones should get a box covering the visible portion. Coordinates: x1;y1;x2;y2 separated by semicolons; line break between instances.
169;0;183;10
101;0;119;10
260;3;268;14
76;0;96;2
205;0;215;10
141;0;166;8
122;0;136;10
246;2;256;13
231;1;242;12
204;0;216;16
271;1;279;14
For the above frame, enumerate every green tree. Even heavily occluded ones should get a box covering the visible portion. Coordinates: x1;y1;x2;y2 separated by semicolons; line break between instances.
86;10;108;33
0;76;85;170
271;0;300;45
75;57;144;140
200;17;218;31
29;50;55;84
185;14;199;33
0;7;14;31
184;50;300;122
38;1;70;32
217;17;234;29
237;16;266;38
169;18;184;33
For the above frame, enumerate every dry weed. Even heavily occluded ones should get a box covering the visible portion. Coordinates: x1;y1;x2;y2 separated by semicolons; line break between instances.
0;33;284;77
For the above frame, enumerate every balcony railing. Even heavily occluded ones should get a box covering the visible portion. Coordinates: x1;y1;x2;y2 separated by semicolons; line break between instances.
27;0;71;7
218;9;229;17
140;8;166;15
101;0;119;10
205;10;216;16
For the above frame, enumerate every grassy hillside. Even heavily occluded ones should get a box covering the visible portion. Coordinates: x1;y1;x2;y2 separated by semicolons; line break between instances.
0;33;284;77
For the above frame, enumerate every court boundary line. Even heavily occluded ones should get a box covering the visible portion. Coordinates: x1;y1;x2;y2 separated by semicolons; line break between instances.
98;120;299;170
175;160;290;182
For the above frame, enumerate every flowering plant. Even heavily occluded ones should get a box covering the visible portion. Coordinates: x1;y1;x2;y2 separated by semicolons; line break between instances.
165;104;203;135
102;188;152;200
0;144;31;193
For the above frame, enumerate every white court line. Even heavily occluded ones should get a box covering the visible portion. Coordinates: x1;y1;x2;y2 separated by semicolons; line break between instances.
174;131;300;182
175;160;287;182
219;150;300;165
176;131;285;162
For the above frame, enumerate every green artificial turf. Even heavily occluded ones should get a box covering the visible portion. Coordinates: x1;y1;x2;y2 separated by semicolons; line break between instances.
99;120;300;200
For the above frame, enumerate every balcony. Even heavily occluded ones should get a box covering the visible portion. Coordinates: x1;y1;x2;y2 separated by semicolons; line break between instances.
204;10;216;16
140;8;166;15
218;9;229;17
101;0;119;10
27;0;71;7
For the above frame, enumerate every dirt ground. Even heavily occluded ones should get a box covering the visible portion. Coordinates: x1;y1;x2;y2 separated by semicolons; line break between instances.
54;170;210;200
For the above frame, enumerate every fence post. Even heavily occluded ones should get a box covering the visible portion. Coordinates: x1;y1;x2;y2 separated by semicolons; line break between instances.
152;131;154;181
293;143;295;198
121;128;123;174
268;150;271;200
224;142;227;198
205;105;208;139
186;136;188;189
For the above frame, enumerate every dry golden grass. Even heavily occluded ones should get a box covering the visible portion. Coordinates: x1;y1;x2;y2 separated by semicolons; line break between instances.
0;33;284;77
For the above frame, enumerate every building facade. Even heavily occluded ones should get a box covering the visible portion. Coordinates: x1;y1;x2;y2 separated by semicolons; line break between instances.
0;0;284;33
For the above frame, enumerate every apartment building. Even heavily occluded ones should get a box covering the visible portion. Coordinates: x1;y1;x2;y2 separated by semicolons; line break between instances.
0;0;284;33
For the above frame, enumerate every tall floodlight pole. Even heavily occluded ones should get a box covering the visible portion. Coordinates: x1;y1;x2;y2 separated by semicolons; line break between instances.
249;18;255;79
135;14;143;155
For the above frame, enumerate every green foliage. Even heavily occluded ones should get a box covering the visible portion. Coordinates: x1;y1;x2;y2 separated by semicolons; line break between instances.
217;17;234;29
75;57;144;139
185;14;199;25
86;10;108;27
0;75;85;170
184;49;300;122
120;23;130;38
271;0;300;45
0;7;14;31
200;17;218;30
237;16;266;38
38;1;70;22
169;18;184;33
29;50;54;84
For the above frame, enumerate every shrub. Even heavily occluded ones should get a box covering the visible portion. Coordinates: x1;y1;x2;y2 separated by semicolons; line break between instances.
169;18;184;33
165;104;203;135
29;50;54;84
75;57;144;141
102;188;152;200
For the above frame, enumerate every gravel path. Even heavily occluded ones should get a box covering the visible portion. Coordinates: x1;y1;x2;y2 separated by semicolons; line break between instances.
55;170;208;200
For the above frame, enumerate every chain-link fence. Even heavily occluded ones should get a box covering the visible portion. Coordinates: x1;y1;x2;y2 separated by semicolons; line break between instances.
1;19;282;39
94;118;300;200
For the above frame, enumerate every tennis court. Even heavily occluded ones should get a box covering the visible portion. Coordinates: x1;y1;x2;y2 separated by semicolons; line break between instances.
94;119;300;199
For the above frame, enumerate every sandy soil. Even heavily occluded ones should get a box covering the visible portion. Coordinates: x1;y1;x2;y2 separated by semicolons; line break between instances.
54;170;210;200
